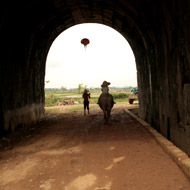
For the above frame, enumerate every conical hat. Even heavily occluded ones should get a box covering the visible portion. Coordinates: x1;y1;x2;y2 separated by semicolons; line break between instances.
101;81;111;87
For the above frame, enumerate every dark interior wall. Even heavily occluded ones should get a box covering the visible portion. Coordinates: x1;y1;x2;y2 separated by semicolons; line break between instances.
0;0;190;155
0;2;50;131
155;1;190;154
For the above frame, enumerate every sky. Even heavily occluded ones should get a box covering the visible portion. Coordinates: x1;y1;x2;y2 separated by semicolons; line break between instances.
45;23;137;89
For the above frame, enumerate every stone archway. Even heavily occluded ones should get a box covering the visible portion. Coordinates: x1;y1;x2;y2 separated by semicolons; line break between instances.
1;0;190;155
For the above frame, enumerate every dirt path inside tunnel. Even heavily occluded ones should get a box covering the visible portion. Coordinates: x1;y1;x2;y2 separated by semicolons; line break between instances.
0;103;189;190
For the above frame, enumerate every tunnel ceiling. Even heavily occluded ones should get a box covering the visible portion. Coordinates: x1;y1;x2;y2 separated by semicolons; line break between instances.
58;0;157;51
8;0;163;58
1;0;174;73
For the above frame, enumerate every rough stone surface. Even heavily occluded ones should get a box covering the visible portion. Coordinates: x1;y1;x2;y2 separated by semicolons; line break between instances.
0;0;190;155
4;104;45;131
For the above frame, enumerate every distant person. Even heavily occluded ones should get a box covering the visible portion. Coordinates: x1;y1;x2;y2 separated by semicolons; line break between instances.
83;89;90;115
131;87;138;95
101;81;111;94
97;81;115;123
98;81;111;105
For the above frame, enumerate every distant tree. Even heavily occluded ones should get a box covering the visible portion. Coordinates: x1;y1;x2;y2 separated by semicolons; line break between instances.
78;83;83;94
60;86;67;91
78;83;87;94
84;84;87;91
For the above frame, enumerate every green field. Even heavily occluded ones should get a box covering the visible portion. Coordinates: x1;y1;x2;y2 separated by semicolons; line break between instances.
45;87;132;107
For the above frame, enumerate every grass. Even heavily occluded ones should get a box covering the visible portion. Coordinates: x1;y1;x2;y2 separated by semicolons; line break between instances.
45;88;133;107
68;105;83;113
45;103;99;114
45;108;62;114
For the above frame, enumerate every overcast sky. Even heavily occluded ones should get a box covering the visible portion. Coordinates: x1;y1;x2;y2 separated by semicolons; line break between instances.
45;23;137;89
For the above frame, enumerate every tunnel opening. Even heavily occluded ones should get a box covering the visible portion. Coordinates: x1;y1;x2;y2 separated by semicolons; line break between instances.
44;23;137;112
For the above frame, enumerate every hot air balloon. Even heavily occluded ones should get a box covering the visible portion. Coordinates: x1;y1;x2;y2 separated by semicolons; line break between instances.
81;38;90;50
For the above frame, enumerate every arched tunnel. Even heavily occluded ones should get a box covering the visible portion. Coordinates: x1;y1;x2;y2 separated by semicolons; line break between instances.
0;0;190;156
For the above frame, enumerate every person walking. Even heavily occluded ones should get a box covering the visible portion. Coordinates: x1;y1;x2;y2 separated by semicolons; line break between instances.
83;89;90;115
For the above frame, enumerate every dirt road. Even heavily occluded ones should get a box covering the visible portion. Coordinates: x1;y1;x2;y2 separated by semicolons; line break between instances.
0;103;189;190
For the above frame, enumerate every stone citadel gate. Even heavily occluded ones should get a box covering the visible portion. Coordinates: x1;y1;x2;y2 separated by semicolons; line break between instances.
0;0;190;155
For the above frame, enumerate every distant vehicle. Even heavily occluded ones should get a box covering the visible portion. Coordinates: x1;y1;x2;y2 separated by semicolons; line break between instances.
128;87;138;104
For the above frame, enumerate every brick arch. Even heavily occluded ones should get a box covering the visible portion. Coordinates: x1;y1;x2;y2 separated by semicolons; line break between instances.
1;0;190;155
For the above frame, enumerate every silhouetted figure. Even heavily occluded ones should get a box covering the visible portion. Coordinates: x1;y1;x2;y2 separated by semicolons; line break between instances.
98;81;115;123
83;89;90;115
101;81;110;94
